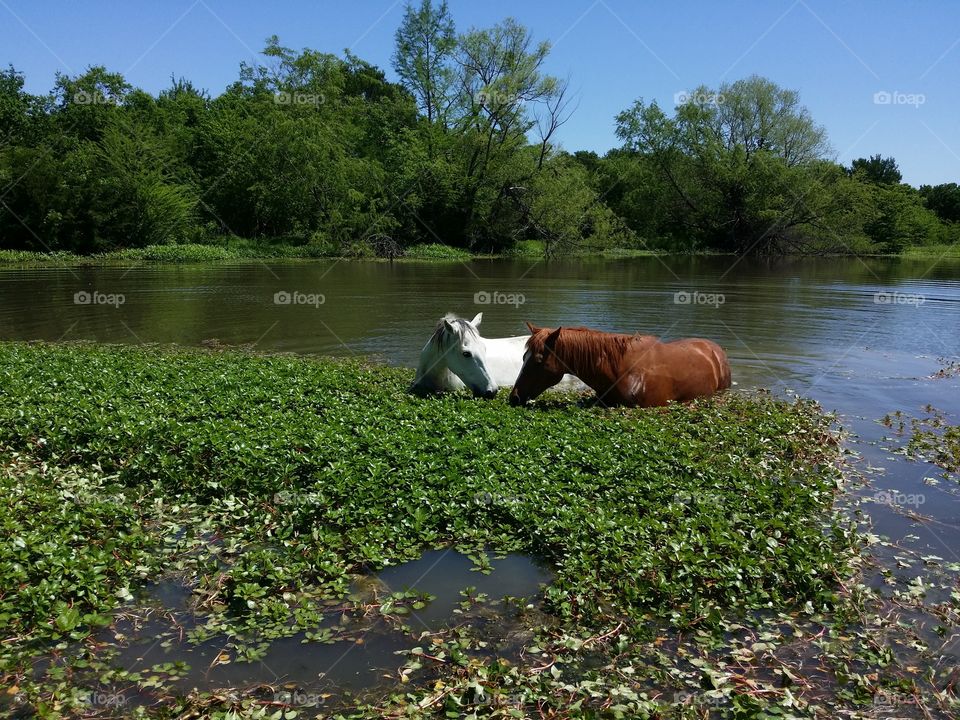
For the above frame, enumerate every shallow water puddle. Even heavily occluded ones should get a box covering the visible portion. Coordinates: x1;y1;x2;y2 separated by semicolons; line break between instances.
106;616;412;699
376;549;554;629
66;551;552;707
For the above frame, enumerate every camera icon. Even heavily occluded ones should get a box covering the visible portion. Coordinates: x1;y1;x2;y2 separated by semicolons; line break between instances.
873;90;892;105
873;291;892;304
673;290;691;305
274;291;292;305
673;90;690;105
275;91;291;105
73;291;92;304
73;90;92;105
473;290;491;305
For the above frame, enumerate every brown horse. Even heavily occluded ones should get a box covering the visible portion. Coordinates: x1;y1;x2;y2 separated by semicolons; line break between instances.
508;323;731;407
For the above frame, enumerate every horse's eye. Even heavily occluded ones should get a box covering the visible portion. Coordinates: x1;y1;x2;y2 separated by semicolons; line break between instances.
534;353;544;363
462;351;472;358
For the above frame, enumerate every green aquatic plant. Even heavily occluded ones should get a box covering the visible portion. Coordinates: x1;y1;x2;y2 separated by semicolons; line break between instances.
0;342;853;624
0;341;864;717
883;405;960;475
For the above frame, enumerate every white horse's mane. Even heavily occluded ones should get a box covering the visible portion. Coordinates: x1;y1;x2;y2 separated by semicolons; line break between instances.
410;312;586;396
428;313;479;351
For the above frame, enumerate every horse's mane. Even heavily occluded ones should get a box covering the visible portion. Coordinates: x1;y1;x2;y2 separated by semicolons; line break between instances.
429;313;479;351
527;326;642;370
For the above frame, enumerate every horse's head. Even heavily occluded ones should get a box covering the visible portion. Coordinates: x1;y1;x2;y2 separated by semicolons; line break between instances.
509;323;566;406
437;312;499;399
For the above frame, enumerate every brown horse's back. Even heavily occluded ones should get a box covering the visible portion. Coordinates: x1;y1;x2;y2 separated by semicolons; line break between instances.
618;337;731;406
513;325;731;408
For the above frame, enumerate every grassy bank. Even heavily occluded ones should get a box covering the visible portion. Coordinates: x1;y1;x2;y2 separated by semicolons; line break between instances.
0;341;870;717
0;241;663;267
900;243;960;259
2;240;956;266
0;242;325;266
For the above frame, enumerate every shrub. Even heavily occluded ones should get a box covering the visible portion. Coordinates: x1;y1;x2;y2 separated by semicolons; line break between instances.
404;243;472;260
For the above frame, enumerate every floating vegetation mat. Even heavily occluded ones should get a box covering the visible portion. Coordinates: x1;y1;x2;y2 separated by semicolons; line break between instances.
0;342;955;718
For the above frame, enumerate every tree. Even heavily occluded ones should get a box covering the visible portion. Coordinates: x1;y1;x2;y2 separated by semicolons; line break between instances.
0;65;45;147
850;154;901;185
709;76;830;166
392;0;456;128
614;75;837;252
919;183;960;223
862;184;940;252
523;153;634;256
51;66;131;141
91;117;197;247
447;18;571;248
4;8;953;258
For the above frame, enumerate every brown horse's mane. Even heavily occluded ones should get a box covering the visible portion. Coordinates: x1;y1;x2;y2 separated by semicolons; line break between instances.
527;326;650;371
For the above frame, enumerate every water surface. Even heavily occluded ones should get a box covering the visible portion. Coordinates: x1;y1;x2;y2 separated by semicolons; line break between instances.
3;254;959;706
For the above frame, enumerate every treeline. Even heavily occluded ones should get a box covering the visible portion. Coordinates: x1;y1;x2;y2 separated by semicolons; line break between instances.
1;1;958;257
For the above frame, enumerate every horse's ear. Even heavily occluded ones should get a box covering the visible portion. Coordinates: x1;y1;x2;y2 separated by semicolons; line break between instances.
443;317;456;333
545;327;562;347
525;321;540;334
471;312;483;327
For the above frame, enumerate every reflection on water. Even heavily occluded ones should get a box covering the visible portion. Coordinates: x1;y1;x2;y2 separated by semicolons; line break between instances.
108;615;411;699
1;256;957;373
377;549;553;629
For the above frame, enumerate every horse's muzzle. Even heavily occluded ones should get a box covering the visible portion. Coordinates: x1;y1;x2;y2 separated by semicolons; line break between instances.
477;388;498;400
508;390;523;406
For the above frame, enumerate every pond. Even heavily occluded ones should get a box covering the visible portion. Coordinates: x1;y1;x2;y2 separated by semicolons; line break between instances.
72;552;550;711
2;253;959;562
2;254;959;709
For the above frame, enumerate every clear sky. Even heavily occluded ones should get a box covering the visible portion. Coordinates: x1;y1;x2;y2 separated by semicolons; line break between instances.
2;0;958;186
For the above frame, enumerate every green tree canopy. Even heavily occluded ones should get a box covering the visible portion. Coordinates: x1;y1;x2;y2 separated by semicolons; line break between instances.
850;154;902;185
0;10;956;258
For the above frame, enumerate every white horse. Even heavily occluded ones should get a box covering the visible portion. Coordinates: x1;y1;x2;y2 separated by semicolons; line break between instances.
409;313;584;397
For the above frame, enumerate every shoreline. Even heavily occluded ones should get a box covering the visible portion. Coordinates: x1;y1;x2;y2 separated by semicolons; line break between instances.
1;242;958;268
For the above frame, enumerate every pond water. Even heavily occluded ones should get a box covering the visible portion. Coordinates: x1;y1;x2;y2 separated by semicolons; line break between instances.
2;255;959;705
64;552;550;710
376;549;553;629
1;255;957;534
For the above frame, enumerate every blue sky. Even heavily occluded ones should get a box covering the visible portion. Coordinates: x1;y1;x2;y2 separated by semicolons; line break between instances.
2;0;958;185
